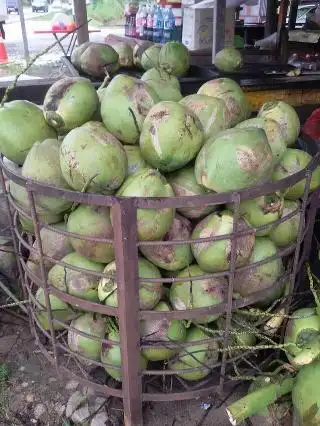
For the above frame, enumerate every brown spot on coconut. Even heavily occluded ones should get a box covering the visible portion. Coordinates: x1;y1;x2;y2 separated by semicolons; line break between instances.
198;78;251;126
67;205;114;264
98;257;163;310
180;94;228;140
101;75;160;145
43;77;99;134
170;264;227;324
234;237;284;308
59;121;127;194
48;252;104;303
139;101;204;172
79;43;120;78
116;169;175;241
194;128;273;192
28;222;73;277
139;213;194;272
191;210;255;273
166;165;217;220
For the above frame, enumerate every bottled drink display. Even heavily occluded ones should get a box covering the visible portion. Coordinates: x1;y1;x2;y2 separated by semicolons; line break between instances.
124;1;182;42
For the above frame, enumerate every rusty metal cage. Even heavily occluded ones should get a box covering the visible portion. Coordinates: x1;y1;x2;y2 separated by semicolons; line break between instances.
0;147;319;425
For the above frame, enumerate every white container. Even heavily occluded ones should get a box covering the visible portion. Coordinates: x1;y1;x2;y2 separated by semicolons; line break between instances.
182;7;213;50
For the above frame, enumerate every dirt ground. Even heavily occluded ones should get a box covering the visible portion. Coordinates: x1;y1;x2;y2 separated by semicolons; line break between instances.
0;309;247;426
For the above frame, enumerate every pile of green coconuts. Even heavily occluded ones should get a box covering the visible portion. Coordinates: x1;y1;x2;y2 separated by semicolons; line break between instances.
0;43;320;422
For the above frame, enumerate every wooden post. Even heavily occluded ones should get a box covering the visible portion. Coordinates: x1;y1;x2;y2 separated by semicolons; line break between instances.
73;0;89;45
225;6;235;48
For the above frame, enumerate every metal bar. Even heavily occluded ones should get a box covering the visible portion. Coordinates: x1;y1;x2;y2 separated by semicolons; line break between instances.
288;0;299;31
0;278;27;314
212;0;226;63
219;193;241;393
112;199;143;426
265;0;278;37
26;189;60;375
54;33;67;56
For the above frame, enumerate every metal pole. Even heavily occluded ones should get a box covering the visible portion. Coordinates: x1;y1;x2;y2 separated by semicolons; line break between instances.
112;199;143;426
17;0;30;65
288;0;299;31
265;0;278;37
73;0;89;45
212;0;226;63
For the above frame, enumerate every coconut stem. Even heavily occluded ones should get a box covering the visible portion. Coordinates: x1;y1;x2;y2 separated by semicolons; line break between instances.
262;308;286;336
291;334;320;368
226;377;295;425
306;262;320;317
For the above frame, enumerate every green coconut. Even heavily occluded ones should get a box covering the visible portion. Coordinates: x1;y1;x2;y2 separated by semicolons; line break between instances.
19;210;63;233
101;328;148;381
68;313;105;362
133;41;153;69
180;94;228;139
236;117;287;165
0;100;56;164
141;44;162;70
113;42;133;68
292;361;320;425
195;128;274;192
21;139;72;214
191;210;255;273
269;200;301;248
79;43;120;78
229;192;284;237
169;327;219;381
9;180;63;232
101;75;160;145
272;148;320;200
35;287;73;331
141;68;183;102
116;169;175;241
140;101;203;172
170;264;226;324
70;41;92;70
139;214;193;272
48;252;104;302
159;41;190;77
284;307;320;359
67;205;114;264
166;165;217;220
198;78;251;126
123;145;149;177
60;121;127;194
258;101;300;147
234;237;284;306
28;221;73;276
141;301;187;361
43;77;99;134
98;257;163;310
215;47;243;73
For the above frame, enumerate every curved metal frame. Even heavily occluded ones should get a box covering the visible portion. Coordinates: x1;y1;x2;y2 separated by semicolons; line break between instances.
1;152;319;426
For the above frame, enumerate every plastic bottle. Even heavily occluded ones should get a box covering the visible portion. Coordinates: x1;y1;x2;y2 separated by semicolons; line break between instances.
153;5;164;43
136;4;142;39
124;1;131;37
143;3;150;40
163;5;175;43
146;2;155;41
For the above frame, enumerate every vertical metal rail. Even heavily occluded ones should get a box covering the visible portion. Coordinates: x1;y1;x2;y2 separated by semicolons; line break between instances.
212;0;226;63
219;193;241;393
112;199;143;426
27;188;60;376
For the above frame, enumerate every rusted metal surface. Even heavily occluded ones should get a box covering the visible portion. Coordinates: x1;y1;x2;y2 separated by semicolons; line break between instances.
0;148;319;425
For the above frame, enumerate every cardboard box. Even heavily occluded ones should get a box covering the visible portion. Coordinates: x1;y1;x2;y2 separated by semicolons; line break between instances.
182;7;213;50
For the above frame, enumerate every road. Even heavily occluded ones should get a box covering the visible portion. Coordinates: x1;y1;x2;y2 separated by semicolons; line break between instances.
3;8;123;61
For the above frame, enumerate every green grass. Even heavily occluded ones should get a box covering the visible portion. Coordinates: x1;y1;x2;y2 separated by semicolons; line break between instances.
87;0;124;24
